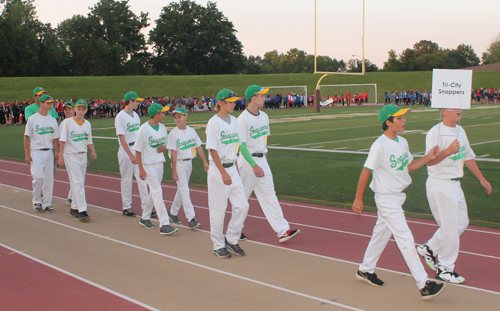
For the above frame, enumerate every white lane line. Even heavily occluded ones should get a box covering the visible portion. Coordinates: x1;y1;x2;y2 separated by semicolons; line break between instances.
0;203;365;311
476;154;491;158
0;242;160;311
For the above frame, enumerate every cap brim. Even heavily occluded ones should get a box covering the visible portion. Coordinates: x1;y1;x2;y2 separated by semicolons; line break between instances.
258;88;269;95
392;108;411;117
36;91;46;96
43;100;55;103
135;97;145;102
161;106;170;112
224;96;241;102
63;104;74;108
75;104;87;107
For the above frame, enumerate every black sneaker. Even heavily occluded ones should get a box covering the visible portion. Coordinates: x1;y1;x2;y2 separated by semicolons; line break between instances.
355;270;384;286
239;233;247;241
79;211;91;222
70;209;79;218
139;219;155;229
213;247;232;259
436;265;465;284
420;280;446;301
150;211;157;218
122;208;136;217
225;238;245;257
188;217;201;229
159;225;178;235
33;203;44;213
279;229;301;243
168;211;182;224
44;206;55;213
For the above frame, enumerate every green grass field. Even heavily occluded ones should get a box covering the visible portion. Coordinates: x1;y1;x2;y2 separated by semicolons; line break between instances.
1;104;499;228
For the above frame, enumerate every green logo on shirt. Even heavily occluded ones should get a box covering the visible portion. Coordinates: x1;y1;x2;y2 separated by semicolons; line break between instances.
249;125;268;139
450;146;466;161
126;122;140;132
35;125;55;135
148;136;166;148
178;138;196;150
70;131;89;142
390;153;409;171
220;130;239;145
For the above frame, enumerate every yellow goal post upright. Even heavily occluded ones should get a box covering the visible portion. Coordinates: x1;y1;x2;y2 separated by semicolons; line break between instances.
313;0;365;112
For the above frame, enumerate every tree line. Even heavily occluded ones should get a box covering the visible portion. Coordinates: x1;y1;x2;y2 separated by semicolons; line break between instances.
0;0;499;77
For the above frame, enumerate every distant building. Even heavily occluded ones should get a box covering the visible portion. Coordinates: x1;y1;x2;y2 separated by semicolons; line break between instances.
461;62;500;71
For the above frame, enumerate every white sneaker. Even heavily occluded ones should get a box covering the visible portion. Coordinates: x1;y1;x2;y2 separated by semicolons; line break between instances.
417;244;438;271
436;266;465;284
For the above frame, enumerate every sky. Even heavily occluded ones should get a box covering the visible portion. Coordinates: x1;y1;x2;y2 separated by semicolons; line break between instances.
30;0;500;69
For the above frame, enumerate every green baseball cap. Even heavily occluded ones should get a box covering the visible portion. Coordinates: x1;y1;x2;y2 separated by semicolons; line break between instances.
148;103;169;117
172;107;188;116
33;87;46;96
124;91;144;102
378;104;411;124
63;101;75;108
75;99;88;108
245;85;269;100
216;89;240;102
39;95;54;103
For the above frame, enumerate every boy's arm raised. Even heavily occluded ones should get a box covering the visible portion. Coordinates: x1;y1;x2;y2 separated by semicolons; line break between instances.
408;145;439;173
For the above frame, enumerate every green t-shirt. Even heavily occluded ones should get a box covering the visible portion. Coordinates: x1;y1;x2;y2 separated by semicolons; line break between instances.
24;104;59;121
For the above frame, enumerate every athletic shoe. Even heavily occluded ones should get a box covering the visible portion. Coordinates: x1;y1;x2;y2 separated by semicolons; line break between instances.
139;219;155;229
355;270;384;286
168;212;182;224
44;206;55;213
70;209;79;218
33;203;44;213
188;217;201;229
279;229;301;243
417;244;438;271
213;247;232;259
436;266;465;284
67;199;72;205
150;211;157;218
420;280;446;301
78;211;91;222
159;225;178;235
239;233;247;241
224;238;245;257
122;208;136;217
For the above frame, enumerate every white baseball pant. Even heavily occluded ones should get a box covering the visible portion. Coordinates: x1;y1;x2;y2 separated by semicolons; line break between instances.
207;163;249;250
425;177;468;271
238;155;289;237
30;149;54;209
118;147;149;211
170;159;196;221
141;163;170;227
359;192;428;289
65;152;88;212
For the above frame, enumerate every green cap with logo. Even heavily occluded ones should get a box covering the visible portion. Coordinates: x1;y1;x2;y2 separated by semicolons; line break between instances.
245;85;269;100
124;91;144;102
378;104;411;124
216;89;240;102
39;95;54;103
75;99;88;108
172;107;188;116
33;87;46;96
63;101;75;108
148;103;169;117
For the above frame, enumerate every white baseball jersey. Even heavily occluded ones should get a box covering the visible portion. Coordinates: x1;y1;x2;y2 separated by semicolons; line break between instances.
364;134;414;194
205;115;240;163
115;110;140;147
24;113;60;149
426;123;475;179
166;126;202;160
133;122;168;165
237;110;269;154
60;117;93;154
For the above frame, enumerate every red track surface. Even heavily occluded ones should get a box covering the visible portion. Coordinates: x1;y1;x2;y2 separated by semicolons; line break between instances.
1;159;499;296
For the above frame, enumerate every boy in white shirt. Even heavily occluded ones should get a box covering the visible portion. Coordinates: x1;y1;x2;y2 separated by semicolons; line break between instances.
115;91;149;217
134;103;177;235
352;104;445;300
58;99;97;222
205;89;249;259
166;107;209;229
417;109;492;284
61;101;75;205
238;85;300;243
24;95;59;213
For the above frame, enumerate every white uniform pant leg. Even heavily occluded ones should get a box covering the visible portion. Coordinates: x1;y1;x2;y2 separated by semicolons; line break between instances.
118;147;134;210
170;160;195;221
225;167;250;245
143;163;170;226
360;193;428;289
65;153;88;212
208;164;230;250
426;178;468;271
133;162;149;211
30;150;48;205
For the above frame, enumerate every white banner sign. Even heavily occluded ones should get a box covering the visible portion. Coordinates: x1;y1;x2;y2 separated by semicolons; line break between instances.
431;69;472;109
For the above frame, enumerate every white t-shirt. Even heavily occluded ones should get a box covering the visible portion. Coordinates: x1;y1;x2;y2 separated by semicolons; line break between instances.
364;134;414;194
115;110;141;148
60;117;93;154
205;115;240;164
24;113;60;150
426;122;475;179
133;122;168;165
166;126;202;160
237;109;269;154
